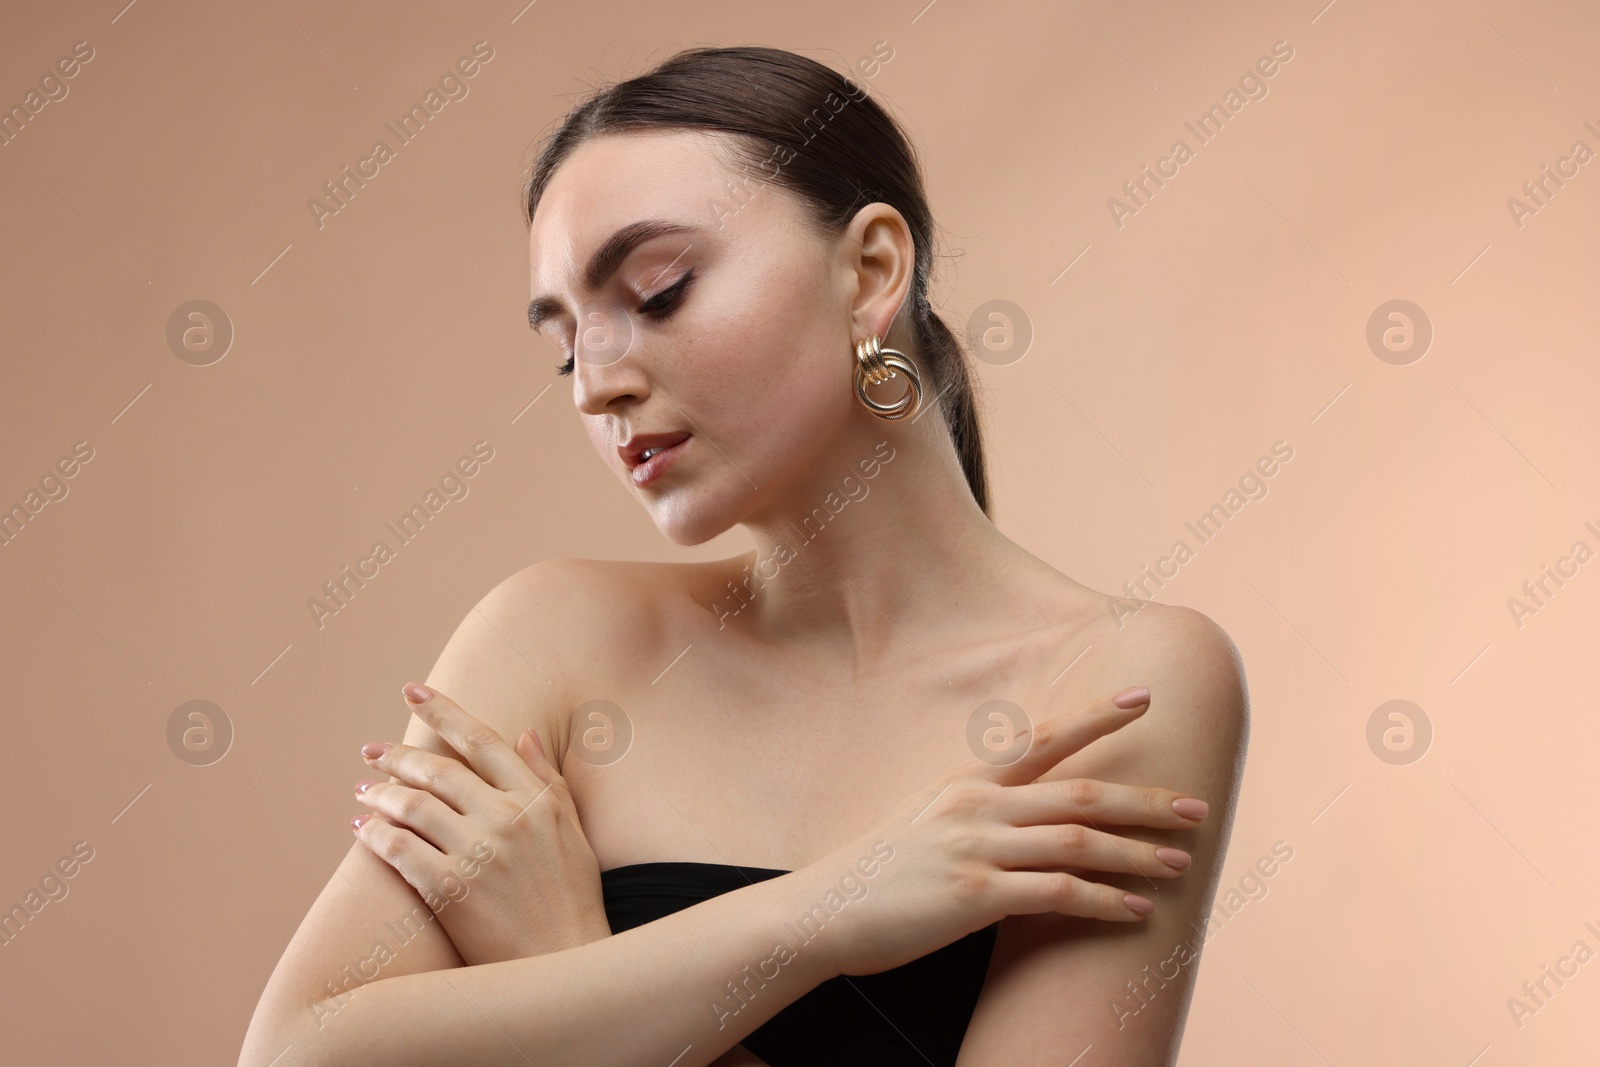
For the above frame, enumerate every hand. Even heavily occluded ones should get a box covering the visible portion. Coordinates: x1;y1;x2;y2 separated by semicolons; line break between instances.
811;685;1209;976
352;682;611;966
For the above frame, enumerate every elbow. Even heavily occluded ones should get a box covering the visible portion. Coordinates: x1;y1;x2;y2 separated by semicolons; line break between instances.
238;1001;341;1067
237;1011;297;1067
240;1001;416;1067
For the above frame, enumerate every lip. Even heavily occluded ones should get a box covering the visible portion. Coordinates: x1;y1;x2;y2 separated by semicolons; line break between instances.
618;430;692;488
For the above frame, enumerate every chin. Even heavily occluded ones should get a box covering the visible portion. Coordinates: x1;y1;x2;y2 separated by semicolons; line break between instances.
645;486;750;547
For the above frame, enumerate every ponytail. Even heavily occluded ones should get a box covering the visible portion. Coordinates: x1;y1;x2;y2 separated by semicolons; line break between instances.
914;303;988;516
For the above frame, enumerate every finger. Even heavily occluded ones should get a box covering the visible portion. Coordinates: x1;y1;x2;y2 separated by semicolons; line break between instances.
400;682;538;792
975;686;1151;787
991;869;1155;922
515;727;558;785
363;741;484;813
1000;778;1208;831
357;780;471;853
985;823;1190;880
353;813;452;905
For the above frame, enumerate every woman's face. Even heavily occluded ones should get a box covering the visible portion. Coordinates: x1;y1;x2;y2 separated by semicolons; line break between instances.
526;129;912;545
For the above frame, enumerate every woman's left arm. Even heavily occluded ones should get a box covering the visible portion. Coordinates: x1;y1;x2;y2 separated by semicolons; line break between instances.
956;606;1251;1066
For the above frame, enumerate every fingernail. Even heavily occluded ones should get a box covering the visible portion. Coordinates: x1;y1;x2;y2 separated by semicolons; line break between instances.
402;682;433;703
355;779;378;794
1124;893;1154;916
1156;847;1191;871
1113;686;1150;709
1172;798;1209;820
361;741;391;759
527;729;543;753
351;814;371;832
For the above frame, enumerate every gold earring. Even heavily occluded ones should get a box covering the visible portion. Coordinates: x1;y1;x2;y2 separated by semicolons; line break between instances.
853;334;922;421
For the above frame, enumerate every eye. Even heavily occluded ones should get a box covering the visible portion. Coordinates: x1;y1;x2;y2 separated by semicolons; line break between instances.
549;332;575;376
638;268;694;318
555;269;695;377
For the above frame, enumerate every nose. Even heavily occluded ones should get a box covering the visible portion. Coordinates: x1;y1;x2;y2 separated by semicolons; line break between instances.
572;313;650;416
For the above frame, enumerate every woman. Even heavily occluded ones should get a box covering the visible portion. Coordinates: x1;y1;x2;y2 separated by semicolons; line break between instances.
240;45;1247;1067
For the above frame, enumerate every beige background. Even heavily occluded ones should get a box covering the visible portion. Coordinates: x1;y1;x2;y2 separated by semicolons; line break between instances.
3;0;1597;1063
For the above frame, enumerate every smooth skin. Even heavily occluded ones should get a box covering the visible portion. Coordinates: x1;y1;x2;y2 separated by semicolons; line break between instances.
238;128;1248;1066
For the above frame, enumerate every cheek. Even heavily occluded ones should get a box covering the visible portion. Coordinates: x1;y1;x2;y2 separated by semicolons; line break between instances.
691;335;853;484
696;326;842;428
692;273;843;409
693;248;842;392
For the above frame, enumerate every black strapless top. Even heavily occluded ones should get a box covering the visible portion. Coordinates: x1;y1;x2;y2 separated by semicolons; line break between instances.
601;861;1000;1066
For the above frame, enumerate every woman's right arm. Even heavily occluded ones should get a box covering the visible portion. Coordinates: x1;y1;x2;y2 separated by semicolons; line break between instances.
244;851;853;1067
237;559;796;1066
238;561;601;1061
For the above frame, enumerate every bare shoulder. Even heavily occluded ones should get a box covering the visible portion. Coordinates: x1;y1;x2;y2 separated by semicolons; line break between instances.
496;555;724;653
404;558;647;765
1100;601;1250;740
1104;603;1248;831
414;556;723;764
1048;597;1250;806
499;554;656;604
1035;579;1250;772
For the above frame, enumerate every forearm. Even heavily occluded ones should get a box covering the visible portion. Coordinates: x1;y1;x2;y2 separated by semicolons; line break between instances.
249;862;844;1067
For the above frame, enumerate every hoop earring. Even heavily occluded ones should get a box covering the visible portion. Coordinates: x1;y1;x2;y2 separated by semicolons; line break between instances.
853;334;923;421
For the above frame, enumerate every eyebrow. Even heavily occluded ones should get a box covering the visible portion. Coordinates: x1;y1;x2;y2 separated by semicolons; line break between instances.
527;219;698;331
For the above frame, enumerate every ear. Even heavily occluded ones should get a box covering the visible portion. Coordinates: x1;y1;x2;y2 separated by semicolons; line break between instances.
841;202;917;343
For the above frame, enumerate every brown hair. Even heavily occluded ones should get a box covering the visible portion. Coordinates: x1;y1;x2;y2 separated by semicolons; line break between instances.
522;45;989;516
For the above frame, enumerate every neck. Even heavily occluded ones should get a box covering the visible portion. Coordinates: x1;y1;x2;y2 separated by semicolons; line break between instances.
710;416;1018;671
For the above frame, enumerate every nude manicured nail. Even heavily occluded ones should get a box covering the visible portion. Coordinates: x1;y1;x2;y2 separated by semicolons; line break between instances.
1113;686;1150;709
402;682;432;703
1172;798;1209;820
361;742;391;759
1156;847;1191;871
355;779;377;794
1124;893;1154;916
351;814;371;832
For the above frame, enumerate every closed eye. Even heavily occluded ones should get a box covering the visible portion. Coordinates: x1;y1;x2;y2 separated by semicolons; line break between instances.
639;268;694;317
556;269;695;376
